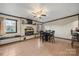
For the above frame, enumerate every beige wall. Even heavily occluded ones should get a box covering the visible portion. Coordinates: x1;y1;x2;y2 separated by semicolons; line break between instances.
0;14;78;39
44;16;78;39
0;14;42;44
0;15;39;38
0;15;21;37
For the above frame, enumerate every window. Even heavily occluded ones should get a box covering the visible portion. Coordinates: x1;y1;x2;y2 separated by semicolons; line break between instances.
5;19;17;33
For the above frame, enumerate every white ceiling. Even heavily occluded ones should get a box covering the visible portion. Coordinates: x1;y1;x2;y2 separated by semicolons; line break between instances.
0;3;79;22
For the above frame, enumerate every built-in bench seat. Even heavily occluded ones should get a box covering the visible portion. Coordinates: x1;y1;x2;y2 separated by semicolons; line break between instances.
0;33;39;45
0;35;22;45
0;35;21;40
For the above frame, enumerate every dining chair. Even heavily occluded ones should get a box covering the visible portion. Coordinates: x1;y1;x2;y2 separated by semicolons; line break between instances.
40;31;45;42
71;30;78;48
49;31;55;43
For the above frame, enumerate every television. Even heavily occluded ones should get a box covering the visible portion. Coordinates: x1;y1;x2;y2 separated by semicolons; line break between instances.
27;19;33;24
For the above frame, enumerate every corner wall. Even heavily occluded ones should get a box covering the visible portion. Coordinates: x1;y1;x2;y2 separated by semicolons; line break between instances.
43;16;78;39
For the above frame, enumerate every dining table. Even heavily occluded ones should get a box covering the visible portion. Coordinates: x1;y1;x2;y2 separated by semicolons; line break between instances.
43;32;50;41
42;31;54;42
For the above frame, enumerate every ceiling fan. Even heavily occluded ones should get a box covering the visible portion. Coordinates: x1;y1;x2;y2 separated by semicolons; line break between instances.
32;8;47;18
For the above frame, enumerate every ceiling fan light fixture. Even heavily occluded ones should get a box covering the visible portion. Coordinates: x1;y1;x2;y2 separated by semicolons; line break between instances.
32;7;47;18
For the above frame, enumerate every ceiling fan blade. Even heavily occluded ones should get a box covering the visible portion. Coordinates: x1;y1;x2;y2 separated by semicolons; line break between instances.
42;14;46;16
32;12;36;14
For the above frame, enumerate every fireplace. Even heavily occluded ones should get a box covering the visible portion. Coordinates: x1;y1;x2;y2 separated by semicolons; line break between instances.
25;27;34;36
